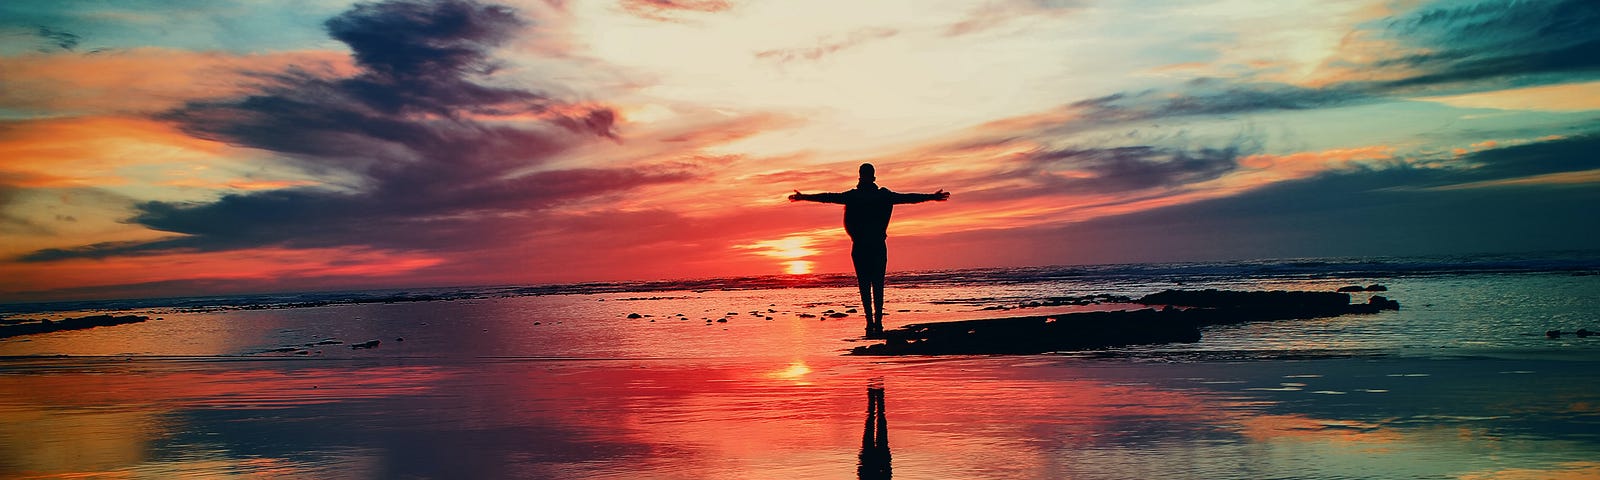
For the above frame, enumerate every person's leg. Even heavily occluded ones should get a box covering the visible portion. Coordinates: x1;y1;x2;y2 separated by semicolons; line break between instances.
857;277;874;327
872;279;885;333
866;240;888;336
852;243;876;334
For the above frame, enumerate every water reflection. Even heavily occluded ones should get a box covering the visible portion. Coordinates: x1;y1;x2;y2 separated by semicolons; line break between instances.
858;381;890;480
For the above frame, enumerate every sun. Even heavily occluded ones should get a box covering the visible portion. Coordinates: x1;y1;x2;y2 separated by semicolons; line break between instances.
736;235;822;275
783;260;813;275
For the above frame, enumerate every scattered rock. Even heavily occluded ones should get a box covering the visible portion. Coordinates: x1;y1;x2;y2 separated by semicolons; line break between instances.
627;313;643;319
716;318;728;323
1547;330;1563;339
1368;296;1400;310
1337;284;1389;292
846;308;858;313
351;340;381;349
798;313;817;318
1577;329;1594;338
396;337;404;342
829;312;850;318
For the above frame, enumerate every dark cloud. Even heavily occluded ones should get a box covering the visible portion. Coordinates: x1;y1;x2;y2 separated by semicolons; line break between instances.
327;0;519;80
20;165;697;262
1017;143;1245;194
21;0;678;263
1455;132;1600;180
910;139;1600;268
1069;81;1370;124
1088;169;1600;260
0;191;48;236
1378;0;1600;88
34;26;79;51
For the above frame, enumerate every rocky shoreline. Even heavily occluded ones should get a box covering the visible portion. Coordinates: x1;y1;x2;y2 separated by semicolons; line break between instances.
851;289;1401;355
0;314;150;339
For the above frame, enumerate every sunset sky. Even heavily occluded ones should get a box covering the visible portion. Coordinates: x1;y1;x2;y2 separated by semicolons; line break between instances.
2;0;1597;301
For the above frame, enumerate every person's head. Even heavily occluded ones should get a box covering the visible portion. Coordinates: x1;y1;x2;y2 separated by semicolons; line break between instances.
859;163;876;186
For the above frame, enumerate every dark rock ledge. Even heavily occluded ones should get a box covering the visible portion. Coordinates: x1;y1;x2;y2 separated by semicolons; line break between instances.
0;314;149;339
851;289;1399;355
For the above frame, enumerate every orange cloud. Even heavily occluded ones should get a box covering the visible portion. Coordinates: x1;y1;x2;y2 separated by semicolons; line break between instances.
1237;145;1396;180
1425;168;1600;191
0;116;227;188
1298;29;1424;88
156;178;322;191
1417;81;1600;112
0;48;354;115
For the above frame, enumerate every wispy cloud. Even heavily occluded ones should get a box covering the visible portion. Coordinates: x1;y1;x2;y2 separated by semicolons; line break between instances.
754;27;899;63
618;0;733;22
1003;0;1600;133
945;0;1084;37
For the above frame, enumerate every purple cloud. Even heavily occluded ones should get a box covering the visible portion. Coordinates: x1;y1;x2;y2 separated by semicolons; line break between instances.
22;0;687;263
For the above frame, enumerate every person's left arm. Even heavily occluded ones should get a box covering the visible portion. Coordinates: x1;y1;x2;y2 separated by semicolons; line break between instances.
890;189;950;204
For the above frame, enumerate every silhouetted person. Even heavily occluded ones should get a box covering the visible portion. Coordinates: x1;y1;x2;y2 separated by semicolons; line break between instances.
790;163;949;338
858;384;891;480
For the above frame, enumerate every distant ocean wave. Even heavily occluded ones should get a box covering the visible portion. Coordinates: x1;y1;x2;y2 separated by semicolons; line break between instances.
5;251;1596;317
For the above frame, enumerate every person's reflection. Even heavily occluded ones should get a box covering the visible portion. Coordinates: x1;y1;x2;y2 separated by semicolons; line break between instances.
858;383;891;480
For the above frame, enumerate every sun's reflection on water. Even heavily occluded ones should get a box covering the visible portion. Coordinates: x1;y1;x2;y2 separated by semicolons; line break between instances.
768;361;814;385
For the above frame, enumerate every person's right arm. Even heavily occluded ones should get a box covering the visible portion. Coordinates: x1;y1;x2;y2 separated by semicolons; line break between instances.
790;190;849;204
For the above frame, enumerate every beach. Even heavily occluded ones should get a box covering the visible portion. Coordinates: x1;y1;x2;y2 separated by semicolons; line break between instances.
2;255;1599;479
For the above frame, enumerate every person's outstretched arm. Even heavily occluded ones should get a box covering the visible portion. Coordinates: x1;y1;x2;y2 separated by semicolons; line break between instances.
790;190;849;204
890;189;950;205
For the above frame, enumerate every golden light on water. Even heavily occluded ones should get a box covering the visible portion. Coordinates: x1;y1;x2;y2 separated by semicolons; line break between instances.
783;260;813;275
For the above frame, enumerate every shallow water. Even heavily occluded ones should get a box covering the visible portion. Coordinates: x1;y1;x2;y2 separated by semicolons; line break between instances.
3;355;1597;479
2;270;1598;479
